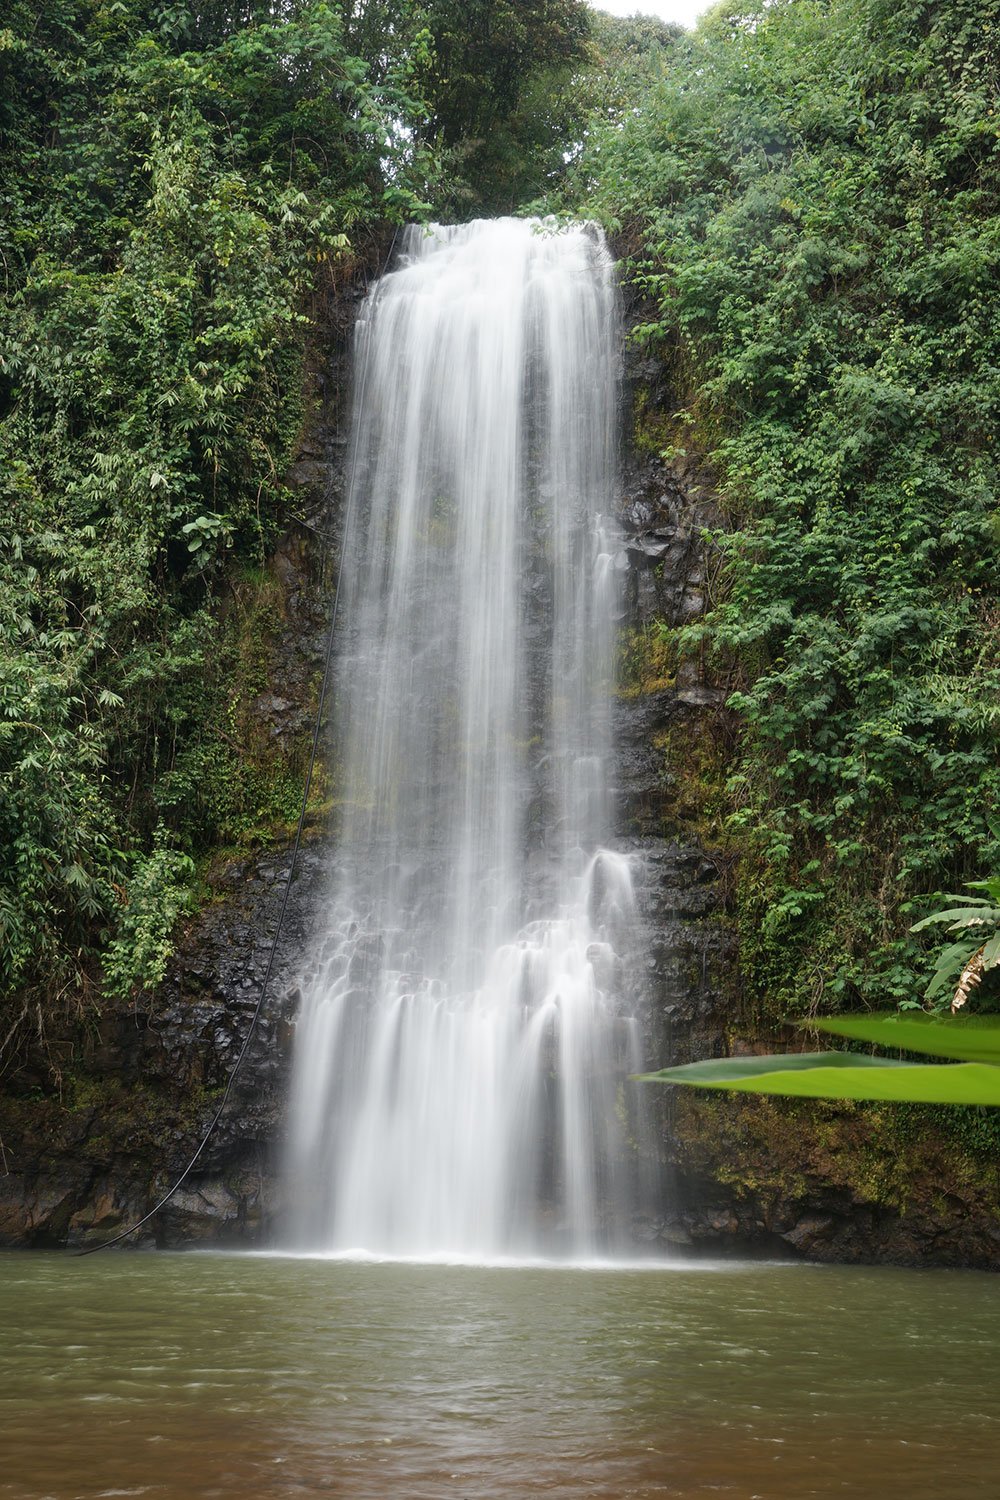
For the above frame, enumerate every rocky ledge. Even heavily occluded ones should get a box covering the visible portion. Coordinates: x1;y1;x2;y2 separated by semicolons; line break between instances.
0;839;329;1249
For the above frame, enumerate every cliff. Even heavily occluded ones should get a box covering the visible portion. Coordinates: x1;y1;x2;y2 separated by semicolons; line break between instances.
2;263;998;1267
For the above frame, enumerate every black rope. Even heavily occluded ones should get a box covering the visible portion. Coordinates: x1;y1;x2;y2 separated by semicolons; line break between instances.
79;226;402;1254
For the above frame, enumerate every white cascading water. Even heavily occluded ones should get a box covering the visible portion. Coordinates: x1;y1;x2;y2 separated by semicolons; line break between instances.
286;218;651;1259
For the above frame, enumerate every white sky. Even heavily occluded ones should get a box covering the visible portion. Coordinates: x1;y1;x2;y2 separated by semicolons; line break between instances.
591;0;710;32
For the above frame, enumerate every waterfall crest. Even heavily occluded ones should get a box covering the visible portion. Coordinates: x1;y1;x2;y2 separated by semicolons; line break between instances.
286;218;650;1259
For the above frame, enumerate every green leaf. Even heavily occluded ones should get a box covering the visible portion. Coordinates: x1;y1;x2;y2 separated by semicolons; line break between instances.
929;941;976;973
812;1013;1000;1062
925;966;959;1001
981;931;1000;969
640;1051;906;1083
910;907;1000;931
637;1054;1000;1106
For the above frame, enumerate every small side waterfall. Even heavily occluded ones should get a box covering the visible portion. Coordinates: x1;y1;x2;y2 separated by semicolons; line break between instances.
286;218;652;1259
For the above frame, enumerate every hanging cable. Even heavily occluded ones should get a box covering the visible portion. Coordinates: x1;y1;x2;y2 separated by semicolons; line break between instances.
79;228;401;1255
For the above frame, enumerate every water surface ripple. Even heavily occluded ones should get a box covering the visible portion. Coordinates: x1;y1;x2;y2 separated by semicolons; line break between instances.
3;1253;999;1498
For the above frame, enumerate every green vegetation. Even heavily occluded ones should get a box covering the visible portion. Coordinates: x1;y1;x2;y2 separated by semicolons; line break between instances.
669;1083;1000;1221
641;1013;1000;1105
4;0;999;1153
0;0;591;1027
0;0;407;1013
561;0;1000;1022
617;622;677;698
909;873;1000;1008
392;0;591;213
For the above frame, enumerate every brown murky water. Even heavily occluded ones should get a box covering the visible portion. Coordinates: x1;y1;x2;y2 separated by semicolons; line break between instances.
2;1251;999;1498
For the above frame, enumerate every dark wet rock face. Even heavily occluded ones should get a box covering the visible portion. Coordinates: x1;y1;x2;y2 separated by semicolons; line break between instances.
657;1088;1000;1269
0;842;332;1249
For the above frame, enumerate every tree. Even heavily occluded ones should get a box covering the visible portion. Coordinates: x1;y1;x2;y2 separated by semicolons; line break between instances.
0;0;429;1013
562;0;1000;1022
375;0;594;212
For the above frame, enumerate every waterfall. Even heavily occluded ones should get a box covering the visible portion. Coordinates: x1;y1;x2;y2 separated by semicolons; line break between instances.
286;218;652;1260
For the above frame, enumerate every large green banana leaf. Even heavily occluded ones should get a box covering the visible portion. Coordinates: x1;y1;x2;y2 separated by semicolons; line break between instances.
638;1051;1000;1105
812;1013;1000;1062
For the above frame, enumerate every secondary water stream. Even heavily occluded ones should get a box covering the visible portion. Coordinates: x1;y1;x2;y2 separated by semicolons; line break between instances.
286;219;653;1256
4;1253;1000;1499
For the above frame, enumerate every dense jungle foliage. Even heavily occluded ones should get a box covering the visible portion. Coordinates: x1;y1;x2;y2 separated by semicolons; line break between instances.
0;0;591;1023
3;0;998;1055
561;0;1000;1023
